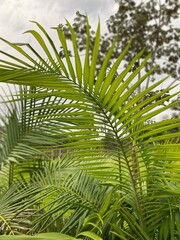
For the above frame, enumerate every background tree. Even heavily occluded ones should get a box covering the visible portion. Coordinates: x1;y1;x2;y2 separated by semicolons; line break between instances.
60;0;180;87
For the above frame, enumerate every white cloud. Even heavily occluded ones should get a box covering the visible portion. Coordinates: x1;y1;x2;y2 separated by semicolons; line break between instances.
0;0;118;56
0;0;117;38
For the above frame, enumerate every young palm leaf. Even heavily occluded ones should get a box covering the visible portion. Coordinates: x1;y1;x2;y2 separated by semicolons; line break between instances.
0;18;180;239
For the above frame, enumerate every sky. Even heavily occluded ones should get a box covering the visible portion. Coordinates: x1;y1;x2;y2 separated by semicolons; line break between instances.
0;0;118;76
0;0;118;44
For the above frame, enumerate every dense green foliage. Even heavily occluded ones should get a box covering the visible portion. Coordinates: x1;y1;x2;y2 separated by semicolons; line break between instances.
0;18;180;240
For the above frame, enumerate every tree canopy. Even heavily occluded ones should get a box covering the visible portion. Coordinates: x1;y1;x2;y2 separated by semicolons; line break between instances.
59;0;180;86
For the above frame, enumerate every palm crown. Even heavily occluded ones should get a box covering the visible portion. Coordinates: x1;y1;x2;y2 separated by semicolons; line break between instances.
0;18;180;240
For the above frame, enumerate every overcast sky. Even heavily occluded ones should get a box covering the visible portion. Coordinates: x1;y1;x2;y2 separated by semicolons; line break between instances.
0;0;117;43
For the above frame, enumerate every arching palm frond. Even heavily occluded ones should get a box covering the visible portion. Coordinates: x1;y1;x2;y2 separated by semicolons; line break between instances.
0;18;180;239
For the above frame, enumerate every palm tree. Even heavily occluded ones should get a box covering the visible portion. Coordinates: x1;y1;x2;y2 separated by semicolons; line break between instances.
0;18;180;239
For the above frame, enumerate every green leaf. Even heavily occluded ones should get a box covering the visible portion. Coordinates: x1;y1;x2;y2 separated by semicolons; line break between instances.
0;233;78;240
56;27;75;80
24;30;59;72
83;17;90;90
66;20;82;86
89;21;100;93
98;40;133;103
94;37;118;97
77;231;102;240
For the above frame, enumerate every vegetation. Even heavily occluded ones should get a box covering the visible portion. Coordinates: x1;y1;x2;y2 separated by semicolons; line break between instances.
60;0;180;86
0;17;180;240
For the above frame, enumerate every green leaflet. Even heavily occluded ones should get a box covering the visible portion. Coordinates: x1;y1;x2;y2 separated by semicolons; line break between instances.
94;37;118;97
76;231;102;240
0;233;78;240
83;17;90;90
66;20;82;86
89;21;100;94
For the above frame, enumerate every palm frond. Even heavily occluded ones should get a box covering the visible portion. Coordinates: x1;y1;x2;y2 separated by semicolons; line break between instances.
0;19;179;239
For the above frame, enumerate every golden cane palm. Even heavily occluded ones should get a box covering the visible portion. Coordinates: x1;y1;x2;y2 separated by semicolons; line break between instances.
0;17;180;239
